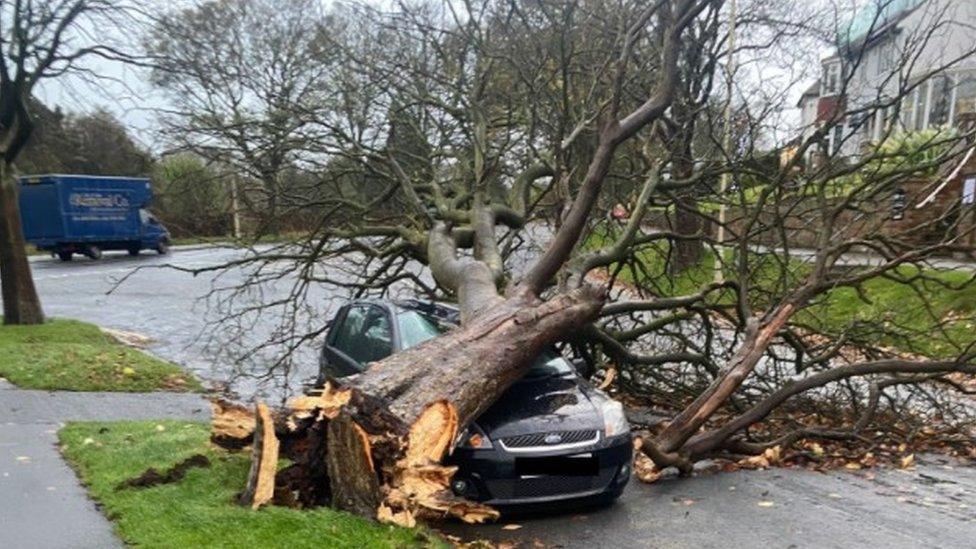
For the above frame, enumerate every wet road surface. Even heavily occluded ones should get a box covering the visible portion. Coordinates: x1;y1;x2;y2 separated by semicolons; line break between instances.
442;454;976;548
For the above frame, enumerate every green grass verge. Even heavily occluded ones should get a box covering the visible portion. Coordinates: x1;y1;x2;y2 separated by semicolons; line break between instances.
585;229;976;358
0;318;200;392
59;421;445;548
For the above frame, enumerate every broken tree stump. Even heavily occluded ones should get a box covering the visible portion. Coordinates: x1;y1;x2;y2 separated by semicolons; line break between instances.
239;402;279;509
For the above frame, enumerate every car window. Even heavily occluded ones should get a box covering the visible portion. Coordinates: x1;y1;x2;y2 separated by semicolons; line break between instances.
360;307;393;363
526;350;574;378
331;306;367;357
332;305;393;366
397;310;443;348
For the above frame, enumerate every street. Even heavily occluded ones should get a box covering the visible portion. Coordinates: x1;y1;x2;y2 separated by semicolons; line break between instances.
442;454;976;548
23;245;976;547
29;244;337;400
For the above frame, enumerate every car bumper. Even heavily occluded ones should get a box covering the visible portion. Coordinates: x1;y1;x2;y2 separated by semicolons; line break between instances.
446;433;632;507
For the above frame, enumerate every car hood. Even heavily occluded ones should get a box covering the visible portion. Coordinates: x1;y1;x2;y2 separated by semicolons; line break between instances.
475;374;605;439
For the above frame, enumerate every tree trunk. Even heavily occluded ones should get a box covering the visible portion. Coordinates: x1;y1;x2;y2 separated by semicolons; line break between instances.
214;285;606;525
670;197;703;273
0;170;44;325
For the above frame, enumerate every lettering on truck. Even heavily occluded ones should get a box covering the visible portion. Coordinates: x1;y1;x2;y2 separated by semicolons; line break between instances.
68;192;130;209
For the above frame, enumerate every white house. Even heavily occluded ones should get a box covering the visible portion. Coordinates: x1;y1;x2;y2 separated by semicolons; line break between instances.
799;0;976;162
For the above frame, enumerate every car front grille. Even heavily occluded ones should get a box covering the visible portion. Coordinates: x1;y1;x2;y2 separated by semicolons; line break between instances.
485;468;616;500
500;429;600;449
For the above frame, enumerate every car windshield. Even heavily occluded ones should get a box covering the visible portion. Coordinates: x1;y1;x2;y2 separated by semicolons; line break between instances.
397;310;443;348
398;309;574;377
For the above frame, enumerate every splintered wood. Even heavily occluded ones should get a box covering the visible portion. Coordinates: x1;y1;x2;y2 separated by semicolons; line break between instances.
380;401;498;527
210;399;256;449
238;402;279;509
209;390;499;525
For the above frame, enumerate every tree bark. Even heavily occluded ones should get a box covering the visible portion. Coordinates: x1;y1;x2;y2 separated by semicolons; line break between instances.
0;168;44;325
670;196;703;273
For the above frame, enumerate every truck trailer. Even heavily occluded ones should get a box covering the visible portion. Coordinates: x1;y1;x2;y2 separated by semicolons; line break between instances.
18;174;171;261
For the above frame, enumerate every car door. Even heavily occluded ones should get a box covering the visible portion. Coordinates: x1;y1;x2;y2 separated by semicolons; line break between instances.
322;304;394;378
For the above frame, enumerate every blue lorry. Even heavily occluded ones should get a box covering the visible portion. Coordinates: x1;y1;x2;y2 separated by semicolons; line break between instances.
18;174;171;261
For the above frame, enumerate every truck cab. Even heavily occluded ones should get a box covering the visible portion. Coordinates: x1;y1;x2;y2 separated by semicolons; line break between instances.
139;208;171;255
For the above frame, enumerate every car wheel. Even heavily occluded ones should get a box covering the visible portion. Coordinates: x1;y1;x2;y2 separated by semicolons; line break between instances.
57;251;73;262
127;245;141;256
84;245;102;260
156;240;170;255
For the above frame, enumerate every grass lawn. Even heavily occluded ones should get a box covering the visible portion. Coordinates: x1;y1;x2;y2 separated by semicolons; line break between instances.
59;421;445;548
0;318;201;392
585;229;976;357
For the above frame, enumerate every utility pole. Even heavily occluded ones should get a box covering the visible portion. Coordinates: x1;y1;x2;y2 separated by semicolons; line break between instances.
230;175;241;239
715;0;738;284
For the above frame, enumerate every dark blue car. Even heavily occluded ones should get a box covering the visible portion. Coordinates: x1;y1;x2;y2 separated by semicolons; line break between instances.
318;299;633;509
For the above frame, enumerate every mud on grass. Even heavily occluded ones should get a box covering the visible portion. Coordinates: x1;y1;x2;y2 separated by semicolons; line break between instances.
59;421;447;548
0;318;200;392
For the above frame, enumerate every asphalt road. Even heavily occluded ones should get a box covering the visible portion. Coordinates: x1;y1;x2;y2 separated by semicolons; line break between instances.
28;245;336;401
442;455;976;548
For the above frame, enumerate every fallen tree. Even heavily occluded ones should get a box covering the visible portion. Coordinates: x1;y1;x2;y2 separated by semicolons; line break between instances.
156;0;976;527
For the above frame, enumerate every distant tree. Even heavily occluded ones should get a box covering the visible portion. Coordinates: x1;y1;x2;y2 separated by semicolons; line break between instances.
153;155;230;237
0;0;133;325
18;105;153;176
146;0;336;236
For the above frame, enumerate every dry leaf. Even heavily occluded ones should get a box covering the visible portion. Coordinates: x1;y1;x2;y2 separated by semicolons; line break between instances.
899;454;915;469
502;524;522;531
757;501;775;508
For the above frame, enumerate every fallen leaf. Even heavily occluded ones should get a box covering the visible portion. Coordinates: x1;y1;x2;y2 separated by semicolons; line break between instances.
15;456;30;463
899;454;915;469
844;462;862;470
502;524;522;531
597;367;617;390
828;493;842;499
155;424;166;432
757;501;775;508
83;437;95;446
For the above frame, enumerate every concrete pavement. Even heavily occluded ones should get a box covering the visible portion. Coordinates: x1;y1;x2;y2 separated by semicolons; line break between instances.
0;379;210;549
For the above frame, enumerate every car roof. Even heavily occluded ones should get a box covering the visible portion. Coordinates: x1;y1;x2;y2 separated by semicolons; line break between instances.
344;298;461;325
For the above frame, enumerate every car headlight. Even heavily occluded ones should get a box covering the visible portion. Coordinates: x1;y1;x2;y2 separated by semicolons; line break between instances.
455;424;493;450
601;399;630;438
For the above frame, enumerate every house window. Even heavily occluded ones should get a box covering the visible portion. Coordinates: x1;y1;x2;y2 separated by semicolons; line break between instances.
928;75;951;128
901;88;917;131
829;123;845;155
891;188;907;220
963;176;976;205
952;73;976;123
822;62;842;96
877;39;897;77
915;83;929;131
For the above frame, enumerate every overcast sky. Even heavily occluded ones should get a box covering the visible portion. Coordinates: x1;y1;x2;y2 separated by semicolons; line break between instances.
30;0;865;155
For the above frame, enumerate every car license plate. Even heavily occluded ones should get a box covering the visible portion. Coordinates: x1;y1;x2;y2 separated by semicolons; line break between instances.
515;453;598;476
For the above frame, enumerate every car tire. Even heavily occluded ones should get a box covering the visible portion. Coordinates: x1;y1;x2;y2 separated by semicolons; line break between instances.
156;240;170;255
57;251;73;262
84;245;102;260
127;245;141;256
